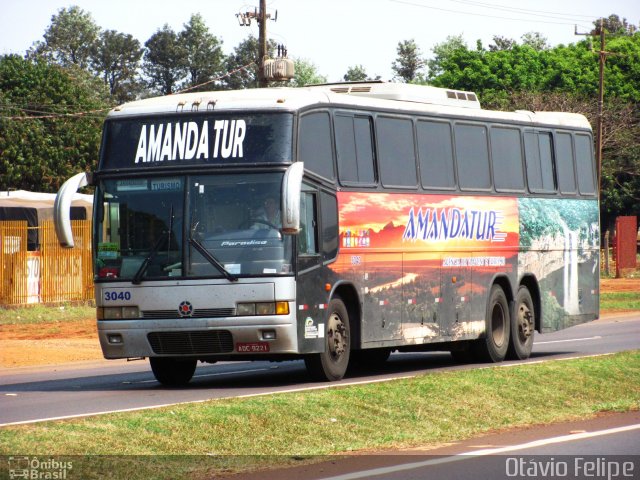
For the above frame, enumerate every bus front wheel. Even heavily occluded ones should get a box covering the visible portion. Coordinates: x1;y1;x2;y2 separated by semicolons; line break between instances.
149;357;197;386
474;285;510;363
506;286;535;360
304;297;351;381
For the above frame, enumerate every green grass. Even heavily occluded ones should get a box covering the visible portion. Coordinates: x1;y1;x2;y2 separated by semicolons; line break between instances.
601;292;640;311
0;303;95;326
1;351;639;479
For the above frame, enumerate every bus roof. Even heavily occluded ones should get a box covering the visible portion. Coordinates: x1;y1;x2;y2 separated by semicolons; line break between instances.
108;82;592;130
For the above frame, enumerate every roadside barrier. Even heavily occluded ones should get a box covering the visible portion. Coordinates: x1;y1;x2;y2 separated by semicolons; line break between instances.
0;220;93;305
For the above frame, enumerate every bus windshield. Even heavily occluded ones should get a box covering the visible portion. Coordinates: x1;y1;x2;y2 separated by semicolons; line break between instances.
95;172;293;281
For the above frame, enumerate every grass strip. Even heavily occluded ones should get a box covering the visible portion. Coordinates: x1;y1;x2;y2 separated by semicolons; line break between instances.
601;292;640;311
0;304;95;326
1;351;639;479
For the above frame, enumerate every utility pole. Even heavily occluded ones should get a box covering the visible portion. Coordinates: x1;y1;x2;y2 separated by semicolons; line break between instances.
575;18;611;195
236;0;275;88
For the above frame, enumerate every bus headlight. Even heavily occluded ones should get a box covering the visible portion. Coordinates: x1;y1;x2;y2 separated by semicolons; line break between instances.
237;302;289;316
98;306;140;320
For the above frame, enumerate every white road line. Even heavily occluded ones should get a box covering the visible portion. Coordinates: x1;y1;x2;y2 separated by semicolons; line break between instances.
535;336;601;345
316;424;640;480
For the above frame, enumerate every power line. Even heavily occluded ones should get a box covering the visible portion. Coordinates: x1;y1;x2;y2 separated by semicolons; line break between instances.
447;0;600;22
172;62;256;94
389;0;596;27
0;106;110;121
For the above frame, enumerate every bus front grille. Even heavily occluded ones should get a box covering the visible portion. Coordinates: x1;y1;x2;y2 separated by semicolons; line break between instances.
141;308;235;319
147;330;234;355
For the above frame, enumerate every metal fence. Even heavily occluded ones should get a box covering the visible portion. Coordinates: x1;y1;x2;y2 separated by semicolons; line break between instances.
0;220;94;306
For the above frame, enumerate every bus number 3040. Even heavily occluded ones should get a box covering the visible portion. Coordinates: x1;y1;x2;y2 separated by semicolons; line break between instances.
104;291;132;301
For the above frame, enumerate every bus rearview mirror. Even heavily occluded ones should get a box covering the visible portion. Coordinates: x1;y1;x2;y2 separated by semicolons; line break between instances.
281;162;304;234
54;172;92;248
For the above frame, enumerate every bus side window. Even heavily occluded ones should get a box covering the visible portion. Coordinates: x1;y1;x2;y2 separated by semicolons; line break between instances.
556;132;576;194
575;133;595;196
335;114;375;185
299;112;335;181
320;191;338;261
525;131;557;193
417;120;455;190
491;126;524;192
377;116;417;188
455;123;491;191
299;192;318;256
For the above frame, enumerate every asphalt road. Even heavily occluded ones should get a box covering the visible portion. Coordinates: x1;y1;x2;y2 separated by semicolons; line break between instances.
1;313;638;427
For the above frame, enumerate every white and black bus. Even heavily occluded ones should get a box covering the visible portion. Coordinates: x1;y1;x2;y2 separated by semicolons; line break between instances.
55;82;599;385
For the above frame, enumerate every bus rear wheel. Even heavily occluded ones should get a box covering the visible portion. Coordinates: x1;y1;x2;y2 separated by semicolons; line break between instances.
304;297;351;381
506;286;535;360
149;357;197;386
473;285;510;362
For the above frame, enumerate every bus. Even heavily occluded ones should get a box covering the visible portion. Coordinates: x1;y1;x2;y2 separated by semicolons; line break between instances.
54;81;599;385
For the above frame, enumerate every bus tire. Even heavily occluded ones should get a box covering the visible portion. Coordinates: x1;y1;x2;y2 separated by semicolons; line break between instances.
149;357;197;386
506;286;535;360
473;284;510;363
304;297;351;381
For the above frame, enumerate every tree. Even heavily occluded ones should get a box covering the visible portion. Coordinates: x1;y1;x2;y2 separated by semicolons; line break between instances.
489;36;516;52
427;35;467;79
0;55;110;192
343;65;369;82
290;58;327;87
521;32;549;51
222;36;277;90
178;14;224;92
593;14;638;35
29;6;99;70
91;30;143;103
392;39;425;82
142;25;187;95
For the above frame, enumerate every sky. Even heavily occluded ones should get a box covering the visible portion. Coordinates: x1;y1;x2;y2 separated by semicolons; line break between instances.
1;0;638;82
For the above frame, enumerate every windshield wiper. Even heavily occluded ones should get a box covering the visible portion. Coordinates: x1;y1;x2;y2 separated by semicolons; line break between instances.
189;236;238;282
131;230;168;285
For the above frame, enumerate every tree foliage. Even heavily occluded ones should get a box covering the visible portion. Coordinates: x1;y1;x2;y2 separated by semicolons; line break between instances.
290;58;327;87
392;39;425;82
178;14;224;92
29;6;99;70
343;65;369;82
143;25;187;95
91;30;143;103
0;55;110;192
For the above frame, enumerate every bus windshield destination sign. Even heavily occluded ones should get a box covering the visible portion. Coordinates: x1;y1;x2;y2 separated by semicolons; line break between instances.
100;113;293;170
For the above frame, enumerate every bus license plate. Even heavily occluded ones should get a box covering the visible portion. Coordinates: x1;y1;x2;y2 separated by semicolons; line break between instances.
236;342;270;353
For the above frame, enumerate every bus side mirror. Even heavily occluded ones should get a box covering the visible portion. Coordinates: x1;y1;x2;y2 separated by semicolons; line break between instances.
54;172;92;248
281;162;304;234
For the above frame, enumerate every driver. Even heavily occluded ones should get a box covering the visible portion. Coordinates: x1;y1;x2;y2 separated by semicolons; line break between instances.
252;196;281;229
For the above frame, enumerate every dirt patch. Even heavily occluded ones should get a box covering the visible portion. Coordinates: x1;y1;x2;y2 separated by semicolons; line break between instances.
1;278;638;368
600;277;640;293
0;318;103;368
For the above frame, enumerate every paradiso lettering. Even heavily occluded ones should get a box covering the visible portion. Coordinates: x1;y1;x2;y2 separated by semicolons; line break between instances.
135;119;246;163
402;206;507;243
